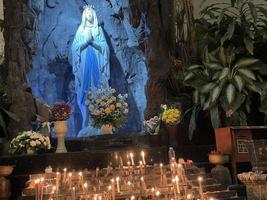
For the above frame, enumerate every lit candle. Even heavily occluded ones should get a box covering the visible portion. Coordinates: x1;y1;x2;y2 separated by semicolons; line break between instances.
71;187;76;200
68;173;72;190
151;187;155;200
40;177;44;200
56;172;60;193
130;152;135;165
119;156;123;167
141;177;147;192
131;195;135;200
139;161;144;174
63;168;67;183
111;179;115;200
116;177;120;193
141;151;146;165
156;191;160;200
198;177;204;199
35;179;40;200
78;172;83;188
127;181;132;191
83;182;88;193
108;185;112;200
186;194;192;199
160;163;164;185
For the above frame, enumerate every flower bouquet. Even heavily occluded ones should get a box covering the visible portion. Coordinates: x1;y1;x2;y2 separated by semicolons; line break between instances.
9;131;51;155
143;116;160;135
50;103;71;121
50;103;71;153
86;87;128;133
161;104;182;126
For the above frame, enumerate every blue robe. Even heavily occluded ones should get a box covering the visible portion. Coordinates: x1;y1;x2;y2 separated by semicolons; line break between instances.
71;24;110;135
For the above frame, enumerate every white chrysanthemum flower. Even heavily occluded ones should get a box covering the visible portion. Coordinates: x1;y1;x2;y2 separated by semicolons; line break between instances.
30;141;36;147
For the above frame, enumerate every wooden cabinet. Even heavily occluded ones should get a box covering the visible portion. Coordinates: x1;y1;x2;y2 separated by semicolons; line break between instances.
215;126;267;182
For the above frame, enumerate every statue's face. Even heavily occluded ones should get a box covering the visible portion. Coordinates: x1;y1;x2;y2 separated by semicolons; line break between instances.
85;9;94;24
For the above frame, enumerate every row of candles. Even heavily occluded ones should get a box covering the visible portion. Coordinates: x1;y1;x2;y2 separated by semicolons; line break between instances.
30;150;212;200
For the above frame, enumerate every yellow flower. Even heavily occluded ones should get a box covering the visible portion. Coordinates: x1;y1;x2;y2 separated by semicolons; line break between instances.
162;108;181;125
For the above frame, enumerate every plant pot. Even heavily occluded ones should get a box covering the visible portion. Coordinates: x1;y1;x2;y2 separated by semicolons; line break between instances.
54;120;68;153
209;154;230;165
0;166;13;200
101;124;113;134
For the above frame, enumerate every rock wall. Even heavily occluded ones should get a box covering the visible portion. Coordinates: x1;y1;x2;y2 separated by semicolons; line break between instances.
4;0;178;137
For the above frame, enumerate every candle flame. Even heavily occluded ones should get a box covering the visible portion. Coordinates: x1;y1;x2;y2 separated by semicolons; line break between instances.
198;177;203;182
131;196;135;200
63;168;67;172
156;191;160;196
141;151;145;156
116;177;120;181
187;194;192;199
79;172;82;176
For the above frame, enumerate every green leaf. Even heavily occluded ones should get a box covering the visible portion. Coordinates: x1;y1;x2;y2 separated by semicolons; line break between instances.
2;109;20;122
210;105;221;129
184;72;195;81
219;48;227;66
226;83;236;103
203;62;223;70
238;68;256;80
248;2;257;23
219;68;230;80
211;86;221;102
234;58;259;68
193;90;199;104
188;106;199;141
245;97;251;113
239;111;247;126
188;65;202;70
234;75;244;91
231;94;246;111
227;21;235;40
200;83;216;93
0;114;7;136
244;37;254;55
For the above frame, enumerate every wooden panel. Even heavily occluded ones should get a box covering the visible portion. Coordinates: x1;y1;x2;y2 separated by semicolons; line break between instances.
215;127;233;154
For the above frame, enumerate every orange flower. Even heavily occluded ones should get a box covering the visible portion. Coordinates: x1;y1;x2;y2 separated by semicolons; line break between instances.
109;104;116;111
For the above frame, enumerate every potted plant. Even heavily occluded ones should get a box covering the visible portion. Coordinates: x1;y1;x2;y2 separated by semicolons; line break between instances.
51;103;71;153
183;0;267;140
86;87;128;134
9;131;51;155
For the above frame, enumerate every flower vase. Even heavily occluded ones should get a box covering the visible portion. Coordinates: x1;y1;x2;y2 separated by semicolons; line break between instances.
166;124;178;147
54;120;68;153
101;124;113;134
26;149;35;155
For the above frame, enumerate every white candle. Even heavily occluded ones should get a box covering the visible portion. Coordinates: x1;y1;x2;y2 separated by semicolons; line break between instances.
116;177;120;193
186;194;192;199
198;177;204;199
68;173;72;190
130;195;135;200
111;179;115;200
141;177;147;191
40;177;44;200
78;172;83;188
35;179;40;200
56;172;60;193
83;182;88;193
156;191;160;200
63;168;67;183
127;181;132;191
141;151;146;165
175;176;180;194
119;156;123;167
71;187;76;200
130;152;135;165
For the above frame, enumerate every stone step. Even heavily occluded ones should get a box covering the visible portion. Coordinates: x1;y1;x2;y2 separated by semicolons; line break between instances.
204;190;237;199
203;184;227;192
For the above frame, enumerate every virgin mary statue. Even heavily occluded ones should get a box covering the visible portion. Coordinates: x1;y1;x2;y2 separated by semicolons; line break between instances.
71;5;110;136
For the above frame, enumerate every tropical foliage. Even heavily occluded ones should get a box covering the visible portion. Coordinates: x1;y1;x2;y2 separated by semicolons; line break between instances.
184;0;267;139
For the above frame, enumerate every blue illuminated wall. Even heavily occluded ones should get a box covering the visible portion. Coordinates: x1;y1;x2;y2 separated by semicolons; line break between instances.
27;0;149;136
